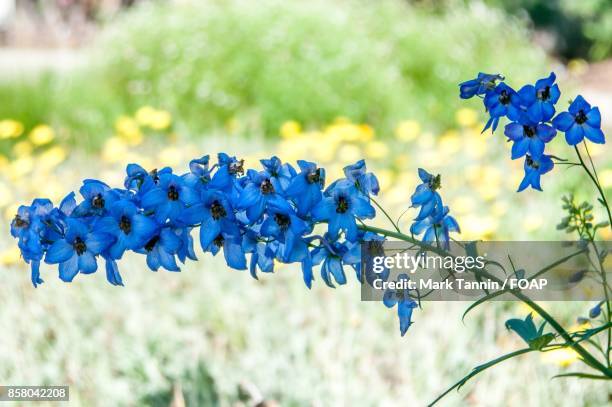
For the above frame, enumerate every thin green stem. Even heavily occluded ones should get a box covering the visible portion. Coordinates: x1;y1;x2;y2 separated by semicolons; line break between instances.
574;146;612;228
370;197;402;233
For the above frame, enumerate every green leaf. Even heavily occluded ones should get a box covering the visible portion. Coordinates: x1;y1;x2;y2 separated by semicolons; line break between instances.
552;372;611;380
505;314;554;350
461;289;507;322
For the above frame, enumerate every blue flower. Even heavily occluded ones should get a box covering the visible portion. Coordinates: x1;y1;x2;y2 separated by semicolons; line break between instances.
45;218;112;282
140;171;198;222
459;72;504;99
410;205;460;250
98;199;158;259
517;154;554;192
482;82;517;132
589;302;603;319
552;95;605;145
138;228;182;272
104;257;123;286
260;156;296;193
73;180;118;217
383;273;418;336
334;159;379;196
410;168;442;221
504;120;556;160
182;155;212;192
312;184;375;242
514;72;561;122
260;201;310;262
208;153;244;193
236;169;287;223
285;160;325;216
311;238;351;288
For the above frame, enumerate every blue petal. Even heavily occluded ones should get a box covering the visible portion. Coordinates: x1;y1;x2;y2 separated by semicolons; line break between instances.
552;112;574;131
200;219;221;249
586;107;601;127
511;138;530;159
565;124;584;145
79;252;98;274
584;126;605;144
45;239;74;264
59;254;79;282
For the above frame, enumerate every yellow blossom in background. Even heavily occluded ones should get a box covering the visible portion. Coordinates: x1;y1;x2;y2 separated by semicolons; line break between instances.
0;154;8;170
395;120;420;142
464;132;488;158
600;169;612;189
416;131;435;149
364;141;389;160
337;144;362;164
450;196;476;215
135;106;156;125
567;58;588;75
491;201;509;217
541;348;579;367
522;214;544;232
0;181;13;208
358;124;375;142
115;116;143;146
148;110;172;131
460;214;498;239
38;146;67;171
376;169;394;192
7;157;34;180
102;137;129;163
0;246;21;266
280;120;302;139
438;130;461;155
4;203;19;222
12;140;33;158
455;108;479;128
28;125;55;146
0;119;24;139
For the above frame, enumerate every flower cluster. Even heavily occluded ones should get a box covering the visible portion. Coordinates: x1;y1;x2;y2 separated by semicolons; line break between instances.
10;154;386;290
409;169;460;250
459;72;606;191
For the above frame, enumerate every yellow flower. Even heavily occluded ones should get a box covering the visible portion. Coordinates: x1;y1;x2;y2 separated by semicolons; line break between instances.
0;246;21;266
148;110;172;131
280;120;302;139
460;214;498;239
135;106;157;126
28;125;55;146
455;108;479;127
0;119;24;139
395;120;420;142
541;348;579;367
12;140;33;158
115;116;143;146
450;196;476;215
600;169;612;189
102;137;128;163
364;141;389;159
0;154;8;169
337;144;363;164
438;130;461;155
38;146;67;171
158;147;183;167
7;157;34;180
358;124;375;142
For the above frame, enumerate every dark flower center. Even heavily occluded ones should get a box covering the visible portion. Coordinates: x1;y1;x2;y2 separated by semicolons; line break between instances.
498;90;511;105
523;125;536;138
210;200;227;220
575;110;587;125
428;174;441;191
536;86;550;101
92;194;105;209
525;155;539;169
119;215;132;234
144;235;160;252
274;213;291;230
149;169;160;183
73;237;87;255
229;159;245;175
167;185;179;201
336;196;350;213
260;179;274;194
307;168;322;184
213;234;224;247
13;215;28;228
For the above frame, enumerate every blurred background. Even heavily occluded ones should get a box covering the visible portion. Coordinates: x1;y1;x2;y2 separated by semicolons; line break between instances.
0;0;610;405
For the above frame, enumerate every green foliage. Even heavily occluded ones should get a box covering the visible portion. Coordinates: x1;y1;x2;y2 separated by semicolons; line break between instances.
505;314;554;350
91;0;547;138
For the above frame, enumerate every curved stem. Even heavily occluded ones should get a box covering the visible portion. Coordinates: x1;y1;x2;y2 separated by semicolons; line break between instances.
370;197;402;233
574;146;612;228
359;224;612;377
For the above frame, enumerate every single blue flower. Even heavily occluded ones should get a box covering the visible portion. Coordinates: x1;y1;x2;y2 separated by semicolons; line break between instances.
383;273;418;336
312;184;375;242
73;180;118;217
285;160;325;216
410;205;460;250
176;227;198;264
182;155;212;192
236;169;287;223
138;228;182;272
331;160;379;196
410;169;442;221
260;201;310;262
98;200;158;259
208;153;244;193
260;156;296;193
504;120;556;160
140;171;198;223
482;82;517;132
45;218;113;282
311;238;350;288
513;72;561;122
589;302;603;319
552;95;605;145
517;154;554;192
459;72;504;99
243;228;278;279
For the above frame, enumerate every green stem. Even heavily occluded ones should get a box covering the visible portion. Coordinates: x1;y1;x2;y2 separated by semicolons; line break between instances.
359;224;612;377
574;146;612;228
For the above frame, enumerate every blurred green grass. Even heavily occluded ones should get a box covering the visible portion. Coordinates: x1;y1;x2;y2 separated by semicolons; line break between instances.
0;0;548;149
